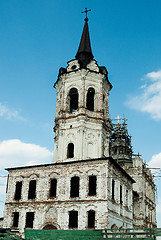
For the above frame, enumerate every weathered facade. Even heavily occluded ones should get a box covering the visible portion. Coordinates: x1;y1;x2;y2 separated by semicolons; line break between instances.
3;15;156;235
126;156;156;228
109;119;157;228
3;157;134;235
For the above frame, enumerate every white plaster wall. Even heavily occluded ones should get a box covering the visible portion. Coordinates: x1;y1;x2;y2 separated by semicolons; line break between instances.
3;159;111;234
54;61;111;163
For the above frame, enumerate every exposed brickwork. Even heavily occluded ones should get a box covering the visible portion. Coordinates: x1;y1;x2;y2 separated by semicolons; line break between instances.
3;158;134;234
2;19;157;237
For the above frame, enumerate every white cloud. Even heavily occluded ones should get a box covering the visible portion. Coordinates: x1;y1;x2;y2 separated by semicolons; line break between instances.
148;152;161;169
0;177;7;195
0;139;53;169
0;102;25;121
0;139;53;217
126;70;161;120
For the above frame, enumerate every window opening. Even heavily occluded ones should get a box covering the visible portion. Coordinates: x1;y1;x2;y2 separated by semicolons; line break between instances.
26;212;34;228
87;88;95;111
69;211;78;228
67;143;74;158
28;180;36;200
49;178;57;198
112;179;115;200
13;212;19;228
14;181;22;201
70;176;79;198
120;185;123;204
126;190;128;206
103;94;105;114
88;175;96;196
88;210;95;228
69;88;78;113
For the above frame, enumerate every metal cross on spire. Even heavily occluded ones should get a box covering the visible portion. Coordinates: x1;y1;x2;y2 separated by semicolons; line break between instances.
81;8;91;21
116;115;122;124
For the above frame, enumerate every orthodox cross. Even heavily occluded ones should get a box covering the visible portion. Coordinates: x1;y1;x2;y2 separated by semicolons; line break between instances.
81;8;91;19
133;152;142;157
116;115;122;124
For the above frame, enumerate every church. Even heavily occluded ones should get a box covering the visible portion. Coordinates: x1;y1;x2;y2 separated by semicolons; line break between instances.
3;12;156;236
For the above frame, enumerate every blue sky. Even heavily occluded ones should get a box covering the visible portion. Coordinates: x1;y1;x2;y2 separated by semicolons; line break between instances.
0;0;161;227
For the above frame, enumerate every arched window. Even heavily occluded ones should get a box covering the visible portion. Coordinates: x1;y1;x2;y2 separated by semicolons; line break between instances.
87;88;95;111
67;143;74;158
28;180;36;200
70;176;79;197
49;178;57;198
88;210;95;228
14;181;22;201
88;175;97;196
69;88;78;113
69;210;78;228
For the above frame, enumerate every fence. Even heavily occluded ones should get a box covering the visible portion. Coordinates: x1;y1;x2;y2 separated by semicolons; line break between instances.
25;228;161;240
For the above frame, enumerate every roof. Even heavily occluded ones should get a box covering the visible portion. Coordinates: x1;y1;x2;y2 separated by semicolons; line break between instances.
75;18;94;67
6;157;135;183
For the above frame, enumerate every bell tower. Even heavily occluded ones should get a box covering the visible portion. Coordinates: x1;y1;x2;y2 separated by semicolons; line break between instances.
53;15;112;163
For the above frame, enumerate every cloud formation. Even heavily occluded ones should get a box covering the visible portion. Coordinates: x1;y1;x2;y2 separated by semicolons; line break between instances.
126;70;161;120
148;152;161;169
0;139;53;169
0;139;53;216
0;102;25;121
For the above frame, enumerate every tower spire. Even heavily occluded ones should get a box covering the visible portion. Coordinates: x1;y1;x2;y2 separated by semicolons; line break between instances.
75;8;94;67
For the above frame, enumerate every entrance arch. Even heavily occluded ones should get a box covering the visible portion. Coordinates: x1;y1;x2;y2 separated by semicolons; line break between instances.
43;224;57;230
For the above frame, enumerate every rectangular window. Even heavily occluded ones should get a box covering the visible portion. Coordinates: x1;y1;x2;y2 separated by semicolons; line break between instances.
70;176;79;198
126;190;128;206
50;178;57;198
88;176;96;196
112;179;115;200
13;212;19;228
14;181;22;201
69;211;78;228
88;210;95;228
26;212;34;228
120;185;123;204
28;180;36;200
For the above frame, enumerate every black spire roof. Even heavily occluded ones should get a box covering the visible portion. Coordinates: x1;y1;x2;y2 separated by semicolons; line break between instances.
75;17;94;67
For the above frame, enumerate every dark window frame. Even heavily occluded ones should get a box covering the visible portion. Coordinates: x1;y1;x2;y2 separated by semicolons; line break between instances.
70;176;79;198
87;88;95;111
13;212;19;228
88;210;95;229
126;189;128;206
14;181;22;201
26;212;34;228
67;143;74;158
69;210;78;229
49;178;57;198
120;185;123;205
69;88;78;113
112;179;115;200
28;180;36;200
88;175;97;196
